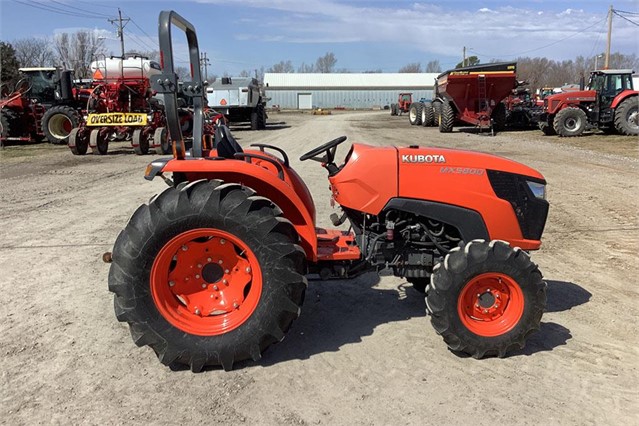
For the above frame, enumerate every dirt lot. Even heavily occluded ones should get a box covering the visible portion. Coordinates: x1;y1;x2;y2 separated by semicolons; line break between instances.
1;111;637;425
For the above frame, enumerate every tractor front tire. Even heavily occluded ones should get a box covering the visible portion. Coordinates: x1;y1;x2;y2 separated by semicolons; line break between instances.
553;107;587;137
391;104;397;116
439;101;455;133
42;105;80;145
108;180;307;371
426;240;546;359
614;96;639;136
154;127;170;154
422;102;435;127
409;103;423;125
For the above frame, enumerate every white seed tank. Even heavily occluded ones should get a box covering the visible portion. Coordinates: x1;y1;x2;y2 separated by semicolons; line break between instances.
90;57;162;81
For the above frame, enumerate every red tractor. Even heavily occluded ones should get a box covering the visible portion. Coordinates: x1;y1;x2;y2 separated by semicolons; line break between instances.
68;56;169;155
107;11;550;371
0;68;89;147
390;93;413;116
538;69;638;136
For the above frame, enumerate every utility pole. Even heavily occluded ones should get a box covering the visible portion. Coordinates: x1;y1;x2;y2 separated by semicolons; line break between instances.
463;46;467;67
200;52;210;80
605;4;613;69
108;8;130;59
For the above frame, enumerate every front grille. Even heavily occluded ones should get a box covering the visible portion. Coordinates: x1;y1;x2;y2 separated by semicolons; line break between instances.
487;170;549;240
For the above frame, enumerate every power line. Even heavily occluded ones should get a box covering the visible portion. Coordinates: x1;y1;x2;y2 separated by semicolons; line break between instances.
613;10;639;27
13;0;105;19
614;9;639;16
470;17;607;59
48;0;111;18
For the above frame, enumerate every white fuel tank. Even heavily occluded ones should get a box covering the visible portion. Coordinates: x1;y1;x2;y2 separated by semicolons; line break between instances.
90;56;162;81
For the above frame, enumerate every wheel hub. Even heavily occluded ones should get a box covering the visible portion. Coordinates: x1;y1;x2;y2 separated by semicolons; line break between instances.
457;273;524;337
628;110;639;129
151;228;262;335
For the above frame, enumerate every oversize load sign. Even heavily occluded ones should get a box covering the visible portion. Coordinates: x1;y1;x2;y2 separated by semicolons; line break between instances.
86;113;147;126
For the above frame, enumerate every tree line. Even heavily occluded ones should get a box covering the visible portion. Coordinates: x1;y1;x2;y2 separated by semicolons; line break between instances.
2;35;637;92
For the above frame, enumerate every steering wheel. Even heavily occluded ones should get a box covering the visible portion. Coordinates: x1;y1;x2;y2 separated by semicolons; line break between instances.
299;135;347;163
13;77;32;95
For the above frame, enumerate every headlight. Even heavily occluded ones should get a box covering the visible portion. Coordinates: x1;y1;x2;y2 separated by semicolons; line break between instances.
526;181;546;200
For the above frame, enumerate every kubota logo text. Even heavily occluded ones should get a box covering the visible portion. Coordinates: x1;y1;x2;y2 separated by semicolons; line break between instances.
401;154;446;163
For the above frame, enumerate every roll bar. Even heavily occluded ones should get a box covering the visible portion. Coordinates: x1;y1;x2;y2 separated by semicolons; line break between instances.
152;11;205;159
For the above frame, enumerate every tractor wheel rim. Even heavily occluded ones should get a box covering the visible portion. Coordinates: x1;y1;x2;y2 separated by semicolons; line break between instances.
565;117;579;130
49;114;73;139
457;272;524;337
627;109;639;129
151;228;262;336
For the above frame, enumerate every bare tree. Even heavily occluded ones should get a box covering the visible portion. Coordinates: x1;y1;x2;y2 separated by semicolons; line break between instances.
12;37;55;67
315;52;337;73
54;30;106;78
125;50;160;62
455;56;479;68
239;69;250;77
268;60;294;73
175;66;191;81
399;62;421;73
425;60;441;73
363;69;382;73
297;62;315;73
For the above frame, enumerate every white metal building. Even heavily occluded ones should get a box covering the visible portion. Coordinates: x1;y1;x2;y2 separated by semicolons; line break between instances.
264;73;438;110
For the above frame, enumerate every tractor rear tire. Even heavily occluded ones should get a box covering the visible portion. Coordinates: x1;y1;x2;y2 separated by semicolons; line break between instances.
439;101;455;133
491;103;507;132
409;103;421;125
133;129;149;155
422;102;435;127
539;121;556;136
69;128;88;155
108;180;307;371
553;107;587;137
90;129;109;155
154;127;170;154
614;96;639;136
42;105;80;145
426;240;546;359
391;104;397;116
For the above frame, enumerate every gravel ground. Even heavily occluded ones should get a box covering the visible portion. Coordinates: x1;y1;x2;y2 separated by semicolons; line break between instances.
1;111;637;425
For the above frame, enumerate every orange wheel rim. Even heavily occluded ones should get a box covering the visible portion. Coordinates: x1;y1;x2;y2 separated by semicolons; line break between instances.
457;273;524;337
150;228;262;336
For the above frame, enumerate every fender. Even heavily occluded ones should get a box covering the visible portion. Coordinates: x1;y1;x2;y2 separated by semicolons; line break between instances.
611;90;638;109
145;155;319;261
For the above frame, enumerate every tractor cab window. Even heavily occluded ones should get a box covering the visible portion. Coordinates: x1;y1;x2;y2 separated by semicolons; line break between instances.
401;94;411;101
587;74;604;91
603;74;628;96
25;70;57;103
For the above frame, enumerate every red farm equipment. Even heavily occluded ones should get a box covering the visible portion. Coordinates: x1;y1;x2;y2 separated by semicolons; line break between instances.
68;56;170;155
390;93;413;116
417;62;518;133
107;11;550;371
538;69;638;137
0;68;89;147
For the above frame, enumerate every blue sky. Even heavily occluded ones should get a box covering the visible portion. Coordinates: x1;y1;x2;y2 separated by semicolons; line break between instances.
0;0;637;75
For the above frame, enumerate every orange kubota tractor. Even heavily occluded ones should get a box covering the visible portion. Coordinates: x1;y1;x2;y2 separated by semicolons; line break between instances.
108;11;550;371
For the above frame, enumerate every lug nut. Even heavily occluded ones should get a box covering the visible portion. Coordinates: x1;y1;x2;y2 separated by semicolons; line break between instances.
207;257;212;262
475;303;480;308
182;245;188;251
222;279;228;285
225;269;230;274
197;264;202;268
496;294;500;299
220;239;226;245
169;281;176;287
194;308;201;315
213;285;219;291
233;302;239;308
201;283;207;289
246;267;251;273
195;274;200;279
483;309;488;314
218;260;223;265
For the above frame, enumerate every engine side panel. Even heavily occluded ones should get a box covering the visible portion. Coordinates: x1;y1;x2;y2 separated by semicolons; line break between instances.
396;146;544;249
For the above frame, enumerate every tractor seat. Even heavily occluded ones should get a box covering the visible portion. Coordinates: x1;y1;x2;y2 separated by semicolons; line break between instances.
214;125;243;159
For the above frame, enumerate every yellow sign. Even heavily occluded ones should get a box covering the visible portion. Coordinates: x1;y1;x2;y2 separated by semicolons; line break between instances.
86;113;147;126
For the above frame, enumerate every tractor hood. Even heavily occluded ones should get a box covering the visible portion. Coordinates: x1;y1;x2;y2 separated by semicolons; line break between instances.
329;143;546;215
545;90;596;113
